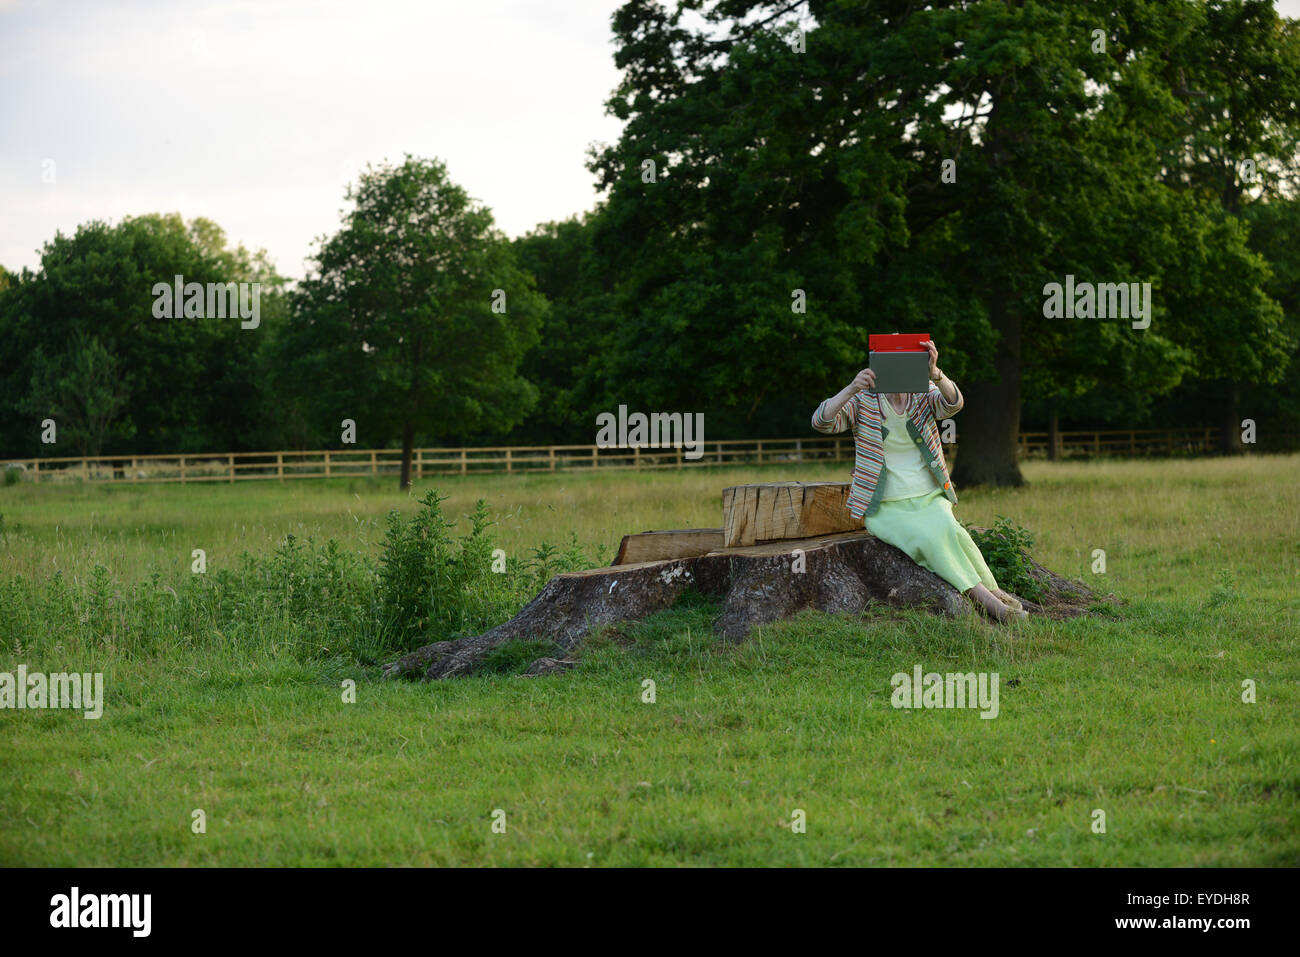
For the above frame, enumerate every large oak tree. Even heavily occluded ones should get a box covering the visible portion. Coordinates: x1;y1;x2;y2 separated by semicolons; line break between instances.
587;0;1297;484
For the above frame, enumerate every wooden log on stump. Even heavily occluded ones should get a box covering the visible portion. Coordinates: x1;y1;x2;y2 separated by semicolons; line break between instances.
723;482;858;547
382;530;1106;681
613;528;724;565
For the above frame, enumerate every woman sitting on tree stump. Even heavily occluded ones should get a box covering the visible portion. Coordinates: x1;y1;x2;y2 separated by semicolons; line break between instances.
812;340;1028;624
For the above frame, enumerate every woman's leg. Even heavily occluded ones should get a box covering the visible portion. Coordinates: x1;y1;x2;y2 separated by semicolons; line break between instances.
939;502;1026;620
868;493;1026;623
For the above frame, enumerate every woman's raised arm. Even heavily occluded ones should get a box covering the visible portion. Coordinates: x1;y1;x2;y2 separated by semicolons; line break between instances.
812;368;875;432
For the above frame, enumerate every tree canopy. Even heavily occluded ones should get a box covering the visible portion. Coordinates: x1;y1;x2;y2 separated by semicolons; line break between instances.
2;3;1299;474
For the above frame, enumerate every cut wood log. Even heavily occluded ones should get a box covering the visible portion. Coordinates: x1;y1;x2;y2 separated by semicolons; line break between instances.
382;529;1110;681
613;528;724;565
723;482;858;547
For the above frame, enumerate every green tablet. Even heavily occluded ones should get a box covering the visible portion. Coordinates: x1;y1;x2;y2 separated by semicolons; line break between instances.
867;350;930;393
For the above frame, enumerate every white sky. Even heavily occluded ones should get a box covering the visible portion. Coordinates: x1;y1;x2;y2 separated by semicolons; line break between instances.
3;0;1299;281
0;0;627;279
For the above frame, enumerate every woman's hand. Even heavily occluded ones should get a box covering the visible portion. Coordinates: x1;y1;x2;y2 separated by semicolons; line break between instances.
816;368;875;428
849;367;876;393
924;340;960;405
923;340;941;380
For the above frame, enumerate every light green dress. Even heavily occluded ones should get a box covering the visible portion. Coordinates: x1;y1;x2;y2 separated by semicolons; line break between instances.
864;398;999;593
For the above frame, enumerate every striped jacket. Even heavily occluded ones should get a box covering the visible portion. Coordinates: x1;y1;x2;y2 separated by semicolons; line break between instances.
811;383;964;519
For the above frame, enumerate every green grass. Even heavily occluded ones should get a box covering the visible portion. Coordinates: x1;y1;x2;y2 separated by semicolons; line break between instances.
1;455;1298;865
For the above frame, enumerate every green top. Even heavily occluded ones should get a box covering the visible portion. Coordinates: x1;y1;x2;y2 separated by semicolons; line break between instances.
878;397;939;501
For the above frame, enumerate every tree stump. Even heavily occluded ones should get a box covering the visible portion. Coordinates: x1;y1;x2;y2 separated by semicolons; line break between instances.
382;528;1109;681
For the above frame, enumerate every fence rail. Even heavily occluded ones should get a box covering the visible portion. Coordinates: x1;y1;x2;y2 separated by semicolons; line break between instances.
2;427;1292;485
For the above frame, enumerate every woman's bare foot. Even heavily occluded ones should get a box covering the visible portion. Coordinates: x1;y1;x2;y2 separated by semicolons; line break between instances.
991;588;1024;611
968;584;1028;623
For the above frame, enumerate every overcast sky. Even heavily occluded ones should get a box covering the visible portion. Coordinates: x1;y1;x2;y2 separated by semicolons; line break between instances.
3;0;1299;281
0;0;627;279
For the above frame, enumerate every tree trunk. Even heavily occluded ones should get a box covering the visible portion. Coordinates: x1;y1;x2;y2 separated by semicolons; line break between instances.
382;529;1110;681
951;292;1025;487
1218;381;1242;455
1047;403;1060;462
399;421;415;490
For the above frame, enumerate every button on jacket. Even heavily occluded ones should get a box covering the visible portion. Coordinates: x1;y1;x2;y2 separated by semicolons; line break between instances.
811;383;964;519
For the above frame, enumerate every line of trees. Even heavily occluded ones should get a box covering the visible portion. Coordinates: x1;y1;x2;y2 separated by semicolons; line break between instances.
2;1;1299;489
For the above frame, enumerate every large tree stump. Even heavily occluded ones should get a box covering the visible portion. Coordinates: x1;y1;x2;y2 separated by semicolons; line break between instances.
712;531;967;640
383;553;729;679
722;482;858;547
382;530;1109;681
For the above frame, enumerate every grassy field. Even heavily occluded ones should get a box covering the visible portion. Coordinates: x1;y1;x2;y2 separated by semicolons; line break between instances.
1;455;1297;866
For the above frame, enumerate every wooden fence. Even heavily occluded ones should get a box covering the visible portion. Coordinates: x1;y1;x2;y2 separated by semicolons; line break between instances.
3;426;1287;485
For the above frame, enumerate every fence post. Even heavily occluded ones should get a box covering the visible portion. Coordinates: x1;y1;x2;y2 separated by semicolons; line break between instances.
180;456;188;484
1129;431;1135;455
460;450;467;475
275;453;283;481
371;450;377;475
634;446;640;471
756;440;764;464
1093;433;1100;455
795;438;803;463
549;447;556;471
592;446;599;469
229;454;235;483
676;447;683;469
505;448;512;474
324;450;331;478
417;449;424;480
130;458;137;483
1168;431;1175;455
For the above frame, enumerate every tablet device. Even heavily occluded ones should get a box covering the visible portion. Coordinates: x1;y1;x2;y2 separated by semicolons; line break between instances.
866;350;930;393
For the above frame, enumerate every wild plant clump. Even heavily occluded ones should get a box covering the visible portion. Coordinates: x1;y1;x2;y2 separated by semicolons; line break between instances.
0;489;602;668
963;516;1047;603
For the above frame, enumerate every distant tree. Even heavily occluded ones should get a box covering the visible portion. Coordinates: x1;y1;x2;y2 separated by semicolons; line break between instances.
21;332;132;457
282;156;545;489
0;214;285;458
508;211;618;444
1146;0;1300;451
1242;196;1300;428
